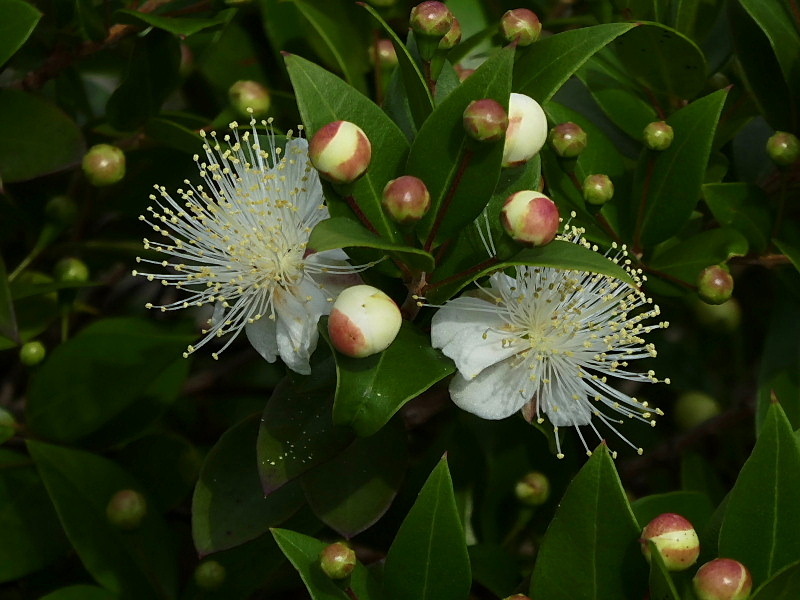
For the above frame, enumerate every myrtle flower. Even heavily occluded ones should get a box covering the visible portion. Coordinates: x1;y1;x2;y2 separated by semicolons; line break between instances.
431;226;669;457
133;119;364;374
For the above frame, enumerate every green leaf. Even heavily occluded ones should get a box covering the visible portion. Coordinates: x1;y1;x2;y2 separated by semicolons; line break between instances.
384;457;471;600
648;541;681;600
76;0;106;42
40;586;118;600
774;238;800;275
144;118;204;155
514;23;636;103
468;544;522;598
28;441;178;599
0;0;41;67
530;445;646;600
719;403;800;585
114;8;233;36
752;560;800;600
324;321;454;437
0;90;85;183
0;255;17;343
632;491;714;533
193;414;304;556
703;183;771;253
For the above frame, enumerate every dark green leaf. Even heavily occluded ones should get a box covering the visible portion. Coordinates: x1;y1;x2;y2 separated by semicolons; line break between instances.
703;183;771;253
0;255;17;342
0;0;41;67
145;118;204;155
648;541;681;600
40;586;118;600
114;8;233;36
648;228;748;286
632;491;714;533
468;544;522;598
774;238;800;275
76;0;106;42
9;278;99;300
752;560;800;600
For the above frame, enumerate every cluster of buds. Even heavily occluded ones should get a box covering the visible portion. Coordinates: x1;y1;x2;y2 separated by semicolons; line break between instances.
409;2;459;59
328;285;402;358
697;265;734;305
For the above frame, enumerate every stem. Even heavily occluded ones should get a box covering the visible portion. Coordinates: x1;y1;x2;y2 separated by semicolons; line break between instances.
566;171;622;245
424;149;473;252
632;157;656;255
345;588;360;600
423;60;436;97
343;195;379;236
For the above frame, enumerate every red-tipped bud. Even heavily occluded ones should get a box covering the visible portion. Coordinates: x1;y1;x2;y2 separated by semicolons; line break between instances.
503;93;548;167
697;265;734;305
500;9;542;46
319;541;357;580
501;191;560;246
640;513;700;571
228;80;271;117
329;285;402;358
409;1;454;38
54;257;89;283
439;17;462;49
370;39;398;68
194;560;226;590
106;489;147;530
675;391;721;431
582;174;614;206
309;121;372;184
463;99;509;143
82;144;125;187
693;558;753;600
19;341;46;366
382;175;431;223
515;471;550;506
549;122;588;158
643;121;674;151
766;131;800;166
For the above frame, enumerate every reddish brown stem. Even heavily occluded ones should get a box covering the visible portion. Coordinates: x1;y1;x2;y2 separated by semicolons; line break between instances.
424;149;474;252
423;255;499;294
344;195;379;236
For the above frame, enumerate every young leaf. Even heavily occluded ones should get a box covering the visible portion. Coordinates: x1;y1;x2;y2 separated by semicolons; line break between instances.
0;256;17;343
0;0;41;67
702;183;771;253
632;491;714;533
648;228;748;286
113;9;233;37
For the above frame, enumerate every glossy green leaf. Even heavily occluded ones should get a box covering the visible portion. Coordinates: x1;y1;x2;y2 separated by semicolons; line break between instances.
114;8;233;36
703;183;771;253
28;441;178;599
647;541;681;600
530;445;646;600
752;560;800;600
0;90;85;183
144;118;204;155
719;403;800;585
673;0;725;43
632;491;714;533
0;0;41;67
384;457;471;600
193;414;305;556
0;256;17;343
774;238;800;275
39;586;118;600
468;544;521;598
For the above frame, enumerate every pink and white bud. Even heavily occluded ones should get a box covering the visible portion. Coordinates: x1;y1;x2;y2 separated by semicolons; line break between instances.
328;285;402;358
82;144;126;187
439;17;462;49
643;121;674;151
463;99;509;143
640;513;700;571
409;1;454;38
309;121;372;184
501;191;559;246
549;122;588;158
500;9;542;46
319;541;357;580
693;558;753;600
697;265;734;305
382;175;431;223
502;93;548;167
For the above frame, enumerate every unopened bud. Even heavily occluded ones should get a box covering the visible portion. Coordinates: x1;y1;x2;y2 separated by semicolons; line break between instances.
675;391;721;431
708;72;730;90
228;80;271;117
106;489;147;530
439;17;462;49
370;39;398;68
309;121;372;185
82;144;125;187
54;257;89;283
643;121;674;151
582;174;614;206
515;471;550;506
382;175;431;223
319;541;357;580
640;513;700;571
500;9;542;46
697;265;733;305
766;131;800;166
549;122;588;158
502;596;532;600
463;99;508;143
0;407;15;444
329;285;402;358
693;558;752;600
409;1;454;38
194;560;226;590
19;341;46;366
503;93;548;167
501;190;560;246
44;196;78;226
694;298;741;332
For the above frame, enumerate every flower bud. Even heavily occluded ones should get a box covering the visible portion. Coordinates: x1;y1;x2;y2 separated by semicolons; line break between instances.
675;391;721;431
643;121;674;151
0;407;16;444
370;39;398;68
463;99;508;143
582;174;614;206
515;471;550;506
382;175;431;223
502;93;548;167
19;341;46;366
309;121;372;185
328;285;402;358
640;513;700;571
439;17;462;49
549;122;588;158
106;489;147;530
319;541;357;580
194;560;226;590
228;80;271;117
82;144;125;187
693;558;752;600
409;1;454;38
766;131;800;166
54;257;90;283
694;298;741;332
44;195;78;227
503;596;532;600
697;265;733;305
455;65;475;81
500;9;542;46
501;191;560;246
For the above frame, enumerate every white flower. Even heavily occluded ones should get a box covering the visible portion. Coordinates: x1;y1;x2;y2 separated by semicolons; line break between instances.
431;228;669;457
133;119;364;374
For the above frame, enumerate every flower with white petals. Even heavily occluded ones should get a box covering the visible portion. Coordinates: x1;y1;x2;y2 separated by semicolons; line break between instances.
133;119;365;374
431;226;669;457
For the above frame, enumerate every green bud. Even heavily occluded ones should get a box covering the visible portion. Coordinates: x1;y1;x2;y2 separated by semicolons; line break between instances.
82;144;126;187
106;489;147;530
766;131;800;166
409;1;454;38
708;72;730;90
697;265;733;305
319;541;357;580
44;196;78;227
370;39;398;69
463;99;509;143
549;122;588;158
643;121;674;151
582;174;614;205
0;407;17;444
500;9;542;46
19;341;46;366
194;560;227;590
515;471;550;506
54;257;90;283
228;80;271;118
674;391;721;431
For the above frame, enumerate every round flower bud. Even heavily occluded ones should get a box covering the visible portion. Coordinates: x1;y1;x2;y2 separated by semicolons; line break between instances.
766;131;800;166
549;122;588;158
194;560;226;590
228;80;271;117
693;558;753;600
370;39;398;68
328;285;402;358
501;191;560;246
697;265;733;305
0;407;16;443
515;471;550;506
44;195;78;227
502;93;548;167
19;341;46;366
82;144;125;187
582;174;614;206
640;513;700;571
463;99;509;143
439;17;462;49
54;257;90;283
643;121;674;151
319;541;357;580
409;1;454;38
675;391;721;431
382;175;431;223
500;9;542;46
694;298;741;332
309;121;372;185
106;489;147;530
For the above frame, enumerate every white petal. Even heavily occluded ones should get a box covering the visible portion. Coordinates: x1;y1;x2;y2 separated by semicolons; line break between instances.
542;380;592;427
245;316;278;363
273;279;328;374
449;359;531;419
